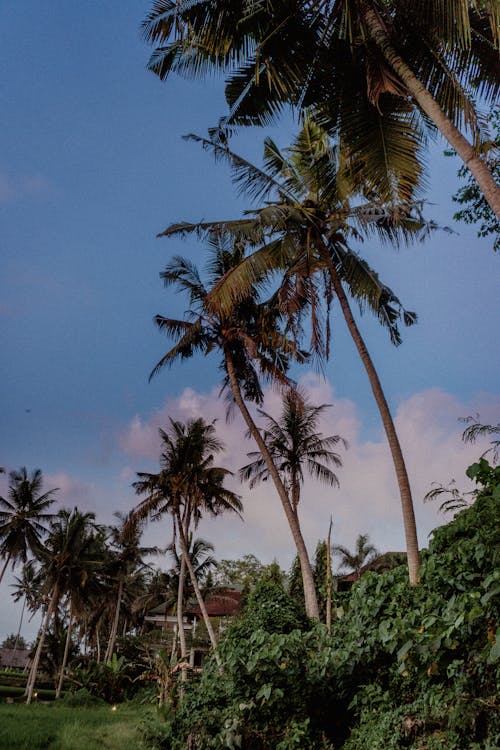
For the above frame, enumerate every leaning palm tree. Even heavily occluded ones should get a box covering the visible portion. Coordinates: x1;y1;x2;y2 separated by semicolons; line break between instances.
158;117;423;584
0;468;58;583
240;386;345;524
333;533;379;579
149;241;323;618
134;419;242;659
143;0;500;217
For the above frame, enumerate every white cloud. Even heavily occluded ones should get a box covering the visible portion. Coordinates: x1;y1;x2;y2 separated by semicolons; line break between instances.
118;376;498;570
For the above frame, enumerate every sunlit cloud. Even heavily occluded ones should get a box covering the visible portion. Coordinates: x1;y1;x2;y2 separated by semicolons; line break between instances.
118;375;498;570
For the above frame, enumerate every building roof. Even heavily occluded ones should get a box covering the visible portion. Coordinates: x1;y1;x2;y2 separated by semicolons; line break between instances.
185;588;242;618
0;647;30;669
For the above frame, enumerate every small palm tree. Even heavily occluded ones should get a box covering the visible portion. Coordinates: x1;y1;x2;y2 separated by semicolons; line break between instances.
0;468;58;583
333;533;379;579
240;387;346;516
134;419;241;661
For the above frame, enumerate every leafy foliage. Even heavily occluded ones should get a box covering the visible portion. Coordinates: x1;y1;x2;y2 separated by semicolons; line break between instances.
145;458;500;749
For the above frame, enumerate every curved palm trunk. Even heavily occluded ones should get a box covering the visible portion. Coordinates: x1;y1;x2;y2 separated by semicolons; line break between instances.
25;585;58;704
325;257;420;585
174;508;222;666
0;552;12;584
56;603;73;699
105;578;124;662
360;2;500;219
224;348;320;619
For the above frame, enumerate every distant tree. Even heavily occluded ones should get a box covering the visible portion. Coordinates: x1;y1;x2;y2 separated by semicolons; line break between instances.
0;468;58;583
333;534;379;579
461;414;500;464
448;111;500;251
215;554;266;591
1;633;28;650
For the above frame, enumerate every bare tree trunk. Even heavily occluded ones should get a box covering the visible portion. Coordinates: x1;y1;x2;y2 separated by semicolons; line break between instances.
224;348;320;619
361;2;500;219
0;552;11;584
105;578;123;662
96;626;101;663
325;257;420;584
56;603;73;699
12;596;26;660
326;518;333;635
25;586;58;704
174;509;222;666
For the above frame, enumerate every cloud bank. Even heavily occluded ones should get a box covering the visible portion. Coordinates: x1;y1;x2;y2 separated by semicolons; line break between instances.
118;375;498;568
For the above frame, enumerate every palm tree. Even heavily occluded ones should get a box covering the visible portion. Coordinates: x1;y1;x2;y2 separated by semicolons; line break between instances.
103;512;157;663
148;241;323;618
333;533;379;579
10;561;40;661
25;508;101;703
158;117;423;584
240;387;346;517
134;419;242;659
143;1;500;217
0;468;58;583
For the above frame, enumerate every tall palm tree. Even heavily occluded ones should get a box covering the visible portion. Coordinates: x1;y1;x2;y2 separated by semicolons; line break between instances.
103;512;157;663
25;508;101;703
0;468;58;583
158;117;423;584
143;0;500;216
134;419;242;658
333;533;379;579
240;387;346;519
148;242;323;618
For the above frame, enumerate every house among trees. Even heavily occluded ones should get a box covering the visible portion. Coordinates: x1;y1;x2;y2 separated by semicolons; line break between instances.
336;552;407;591
0;647;30;670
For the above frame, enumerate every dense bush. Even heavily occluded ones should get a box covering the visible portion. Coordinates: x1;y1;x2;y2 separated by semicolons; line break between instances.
143;460;500;749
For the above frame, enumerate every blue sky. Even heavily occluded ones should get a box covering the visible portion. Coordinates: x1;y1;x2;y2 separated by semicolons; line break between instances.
0;2;498;639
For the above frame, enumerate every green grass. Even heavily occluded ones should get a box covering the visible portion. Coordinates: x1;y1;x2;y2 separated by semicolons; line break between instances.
0;703;151;750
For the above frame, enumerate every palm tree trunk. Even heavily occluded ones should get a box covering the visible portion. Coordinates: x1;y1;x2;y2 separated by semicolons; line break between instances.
0;552;12;584
326;518;333;635
105;578;124;662
12;596;26;659
360;1;500;219
174;508;222;666
325;256;420;585
56;603;73;699
25;586;58;704
224;348;320;619
176;516;188;665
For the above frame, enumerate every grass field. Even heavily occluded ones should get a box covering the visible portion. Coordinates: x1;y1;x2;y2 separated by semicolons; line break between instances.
0;702;152;750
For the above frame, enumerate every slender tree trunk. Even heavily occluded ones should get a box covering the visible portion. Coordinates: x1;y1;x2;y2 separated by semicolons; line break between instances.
326;518;333;635
25;586;58;704
96;626;101;663
56;604;73;699
325;255;420;584
224;348;320;618
0;552;12;584
12;596;26;659
361;2;500;219
174;509;222;666
105;578;124;662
